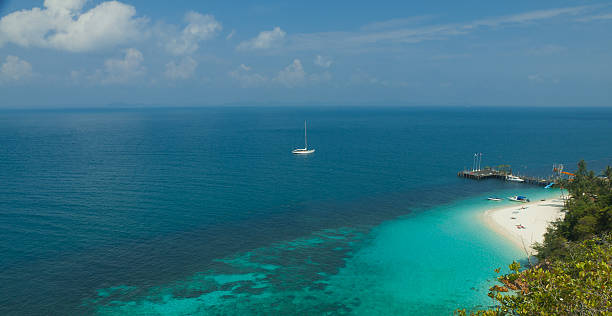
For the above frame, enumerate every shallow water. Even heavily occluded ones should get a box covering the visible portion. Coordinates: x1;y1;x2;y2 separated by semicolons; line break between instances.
1;107;610;315
90;188;560;315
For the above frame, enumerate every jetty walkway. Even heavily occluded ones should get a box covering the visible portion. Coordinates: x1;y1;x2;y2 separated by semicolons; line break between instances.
457;169;552;186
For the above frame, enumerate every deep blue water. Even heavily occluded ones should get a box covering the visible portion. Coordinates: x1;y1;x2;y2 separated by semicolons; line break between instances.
0;106;611;315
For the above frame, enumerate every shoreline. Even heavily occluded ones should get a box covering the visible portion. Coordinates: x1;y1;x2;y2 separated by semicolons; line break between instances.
481;194;566;255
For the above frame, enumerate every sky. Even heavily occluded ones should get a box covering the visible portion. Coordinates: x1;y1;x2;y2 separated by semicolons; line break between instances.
0;0;611;108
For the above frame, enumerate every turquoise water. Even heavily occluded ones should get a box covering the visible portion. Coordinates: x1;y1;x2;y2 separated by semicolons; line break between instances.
1;107;611;315
90;188;560;315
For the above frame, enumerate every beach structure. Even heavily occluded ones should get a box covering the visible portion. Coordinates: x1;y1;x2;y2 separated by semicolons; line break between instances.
458;154;555;186
457;168;552;186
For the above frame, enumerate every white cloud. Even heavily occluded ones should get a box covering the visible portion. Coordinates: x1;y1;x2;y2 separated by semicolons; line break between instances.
69;69;81;82
468;6;590;28
314;55;332;68
348;70;411;87
527;44;566;56
349;71;385;86
527;73;560;84
429;53;471;60
360;16;435;31
288;6;596;51
229;60;330;88
528;74;542;82
575;13;612;22
44;0;87;13
237;27;286;50
164;11;222;55
309;71;332;83
0;0;147;52
275;59;305;87
0;55;33;82
165;57;198;80
96;48;146;84
229;64;267;87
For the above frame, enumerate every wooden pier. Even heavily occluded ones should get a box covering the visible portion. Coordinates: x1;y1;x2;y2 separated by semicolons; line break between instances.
457;169;552;186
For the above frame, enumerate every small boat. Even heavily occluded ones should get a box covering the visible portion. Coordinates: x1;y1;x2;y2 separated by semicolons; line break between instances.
506;175;525;182
508;196;530;203
544;182;554;189
292;120;315;154
487;197;503;201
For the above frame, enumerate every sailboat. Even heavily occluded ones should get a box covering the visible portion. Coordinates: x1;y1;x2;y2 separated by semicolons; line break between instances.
292;120;315;154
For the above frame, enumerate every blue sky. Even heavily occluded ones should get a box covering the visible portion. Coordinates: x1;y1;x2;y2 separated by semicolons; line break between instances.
0;0;611;107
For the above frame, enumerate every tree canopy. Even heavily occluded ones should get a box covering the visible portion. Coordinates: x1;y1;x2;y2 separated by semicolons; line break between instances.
536;161;612;259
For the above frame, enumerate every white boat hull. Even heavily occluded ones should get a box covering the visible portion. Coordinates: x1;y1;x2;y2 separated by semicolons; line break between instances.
508;197;529;202
506;175;525;182
292;148;315;154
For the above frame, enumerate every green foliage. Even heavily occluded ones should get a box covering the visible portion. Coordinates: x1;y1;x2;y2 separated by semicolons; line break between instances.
458;234;612;315
535;161;612;259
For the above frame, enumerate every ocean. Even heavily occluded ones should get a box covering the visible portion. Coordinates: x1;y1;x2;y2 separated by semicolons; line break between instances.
1;106;611;315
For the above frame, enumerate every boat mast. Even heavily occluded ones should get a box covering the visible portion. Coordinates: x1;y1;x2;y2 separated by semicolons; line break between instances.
304;120;308;149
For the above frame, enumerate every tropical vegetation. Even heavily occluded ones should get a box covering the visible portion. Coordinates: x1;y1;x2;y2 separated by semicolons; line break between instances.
458;161;612;315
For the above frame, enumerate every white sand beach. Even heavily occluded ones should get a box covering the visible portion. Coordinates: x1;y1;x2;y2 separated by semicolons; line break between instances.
483;195;566;255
